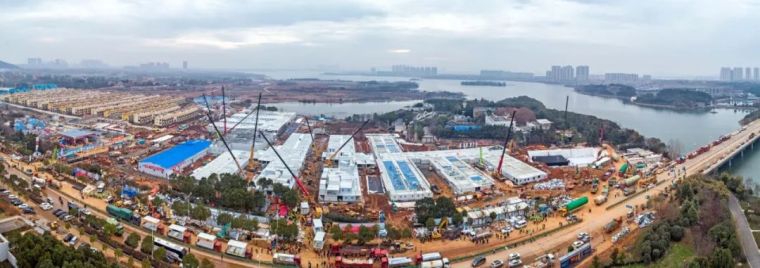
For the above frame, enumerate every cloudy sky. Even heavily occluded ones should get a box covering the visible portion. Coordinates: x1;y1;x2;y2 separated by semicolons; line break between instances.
1;0;759;76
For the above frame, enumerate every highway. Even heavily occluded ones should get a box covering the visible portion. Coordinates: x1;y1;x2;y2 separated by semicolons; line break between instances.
451;119;760;268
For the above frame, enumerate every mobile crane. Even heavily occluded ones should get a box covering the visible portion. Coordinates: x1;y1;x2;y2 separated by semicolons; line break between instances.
493;111;517;179
324;120;370;168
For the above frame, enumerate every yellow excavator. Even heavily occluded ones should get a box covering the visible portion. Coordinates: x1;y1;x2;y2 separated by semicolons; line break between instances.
431;218;448;239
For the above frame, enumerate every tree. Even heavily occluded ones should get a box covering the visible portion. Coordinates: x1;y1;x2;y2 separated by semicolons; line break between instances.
125;233;140;248
489;211;497;222
115;248;123;260
401;228;412;238
183;253;200;268
330;225;344;240
172;201;190;217
452;212;464;226
591;256;601;268
141;259;151;268
425;218;436;230
217;213;234;225
709;248;733;268
103;223;117;240
201;258;214;268
610;248;619;265
358;225;375;243
191;204;211;221
140;235;153;254
154;247;167;262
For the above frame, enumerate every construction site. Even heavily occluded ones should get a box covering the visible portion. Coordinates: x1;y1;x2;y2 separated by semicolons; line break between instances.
0;85;672;268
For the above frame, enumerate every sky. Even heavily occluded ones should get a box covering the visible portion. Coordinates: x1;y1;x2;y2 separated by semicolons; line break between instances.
1;0;760;76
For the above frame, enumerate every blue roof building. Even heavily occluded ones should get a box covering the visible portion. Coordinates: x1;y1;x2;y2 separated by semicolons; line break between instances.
138;140;211;178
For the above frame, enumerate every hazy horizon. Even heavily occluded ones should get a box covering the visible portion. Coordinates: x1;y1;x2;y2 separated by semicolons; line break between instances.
2;0;760;77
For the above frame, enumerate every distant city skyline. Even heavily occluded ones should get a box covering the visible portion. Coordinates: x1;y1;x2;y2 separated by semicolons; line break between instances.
2;1;760;77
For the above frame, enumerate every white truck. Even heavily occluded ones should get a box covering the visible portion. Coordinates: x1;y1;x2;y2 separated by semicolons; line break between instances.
420;258;450;268
594;195;608;205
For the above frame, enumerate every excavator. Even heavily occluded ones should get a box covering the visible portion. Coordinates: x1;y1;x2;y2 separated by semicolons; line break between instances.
431;218;449;239
324;120;370;168
493;111;517;180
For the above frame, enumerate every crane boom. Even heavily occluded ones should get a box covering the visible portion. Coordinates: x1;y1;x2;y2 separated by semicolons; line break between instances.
222;86;227;135
202;94;244;176
259;131;310;197
247;92;263;171
327;120;370;162
304;117;315;141
496;111;517;176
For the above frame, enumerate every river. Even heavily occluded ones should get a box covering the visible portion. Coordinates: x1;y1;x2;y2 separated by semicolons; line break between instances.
259;70;758;182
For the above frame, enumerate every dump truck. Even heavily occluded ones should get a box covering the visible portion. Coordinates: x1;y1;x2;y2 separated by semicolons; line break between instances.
604;219;621;233
560;197;588;216
618;163;629;175
106;205;140;225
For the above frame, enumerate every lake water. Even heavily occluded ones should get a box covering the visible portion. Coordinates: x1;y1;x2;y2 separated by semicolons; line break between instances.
260;70;758;181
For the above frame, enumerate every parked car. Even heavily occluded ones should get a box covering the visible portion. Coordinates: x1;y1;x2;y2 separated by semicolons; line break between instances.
40;203;53;210
500;226;513;234
508;253;520;261
513;220;527;229
68;235;78;246
472;256;487;267
577;232;591;242
22;207;35;214
572;240;585;249
508;259;522;268
63;215;74;221
490;259;504;268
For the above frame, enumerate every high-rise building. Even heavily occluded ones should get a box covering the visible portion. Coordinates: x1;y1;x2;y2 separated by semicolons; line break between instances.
560;66;574;81
720;67;733;81
182;61;188;69
27;58;43;65
733;67;744;80
550;66;561;81
747;67;752;81
575;66;589;81
754;67;759;81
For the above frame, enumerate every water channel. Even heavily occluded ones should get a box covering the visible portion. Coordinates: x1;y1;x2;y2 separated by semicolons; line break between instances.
261;71;759;182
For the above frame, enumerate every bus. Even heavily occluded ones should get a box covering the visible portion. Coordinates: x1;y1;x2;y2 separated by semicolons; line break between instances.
153;237;187;263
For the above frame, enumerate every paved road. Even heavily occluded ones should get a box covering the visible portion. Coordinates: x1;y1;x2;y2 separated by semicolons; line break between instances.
728;195;760;268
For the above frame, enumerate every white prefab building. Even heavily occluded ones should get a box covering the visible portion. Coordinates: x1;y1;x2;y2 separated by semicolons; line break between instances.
196;232;216;250
367;134;404;155
482;149;547;185
319;160;362;203
255;133;313;188
322;135;376;168
376;154;433;202
167;224;187;241
191;150;250;180
319;135;366;203
226;239;248;258
528;147;601;167
214;110;296;151
466;198;530;227
403;150;494;195
141;216;160;232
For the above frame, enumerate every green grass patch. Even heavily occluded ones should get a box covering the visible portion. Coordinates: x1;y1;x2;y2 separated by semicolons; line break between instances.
621;242;695;268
